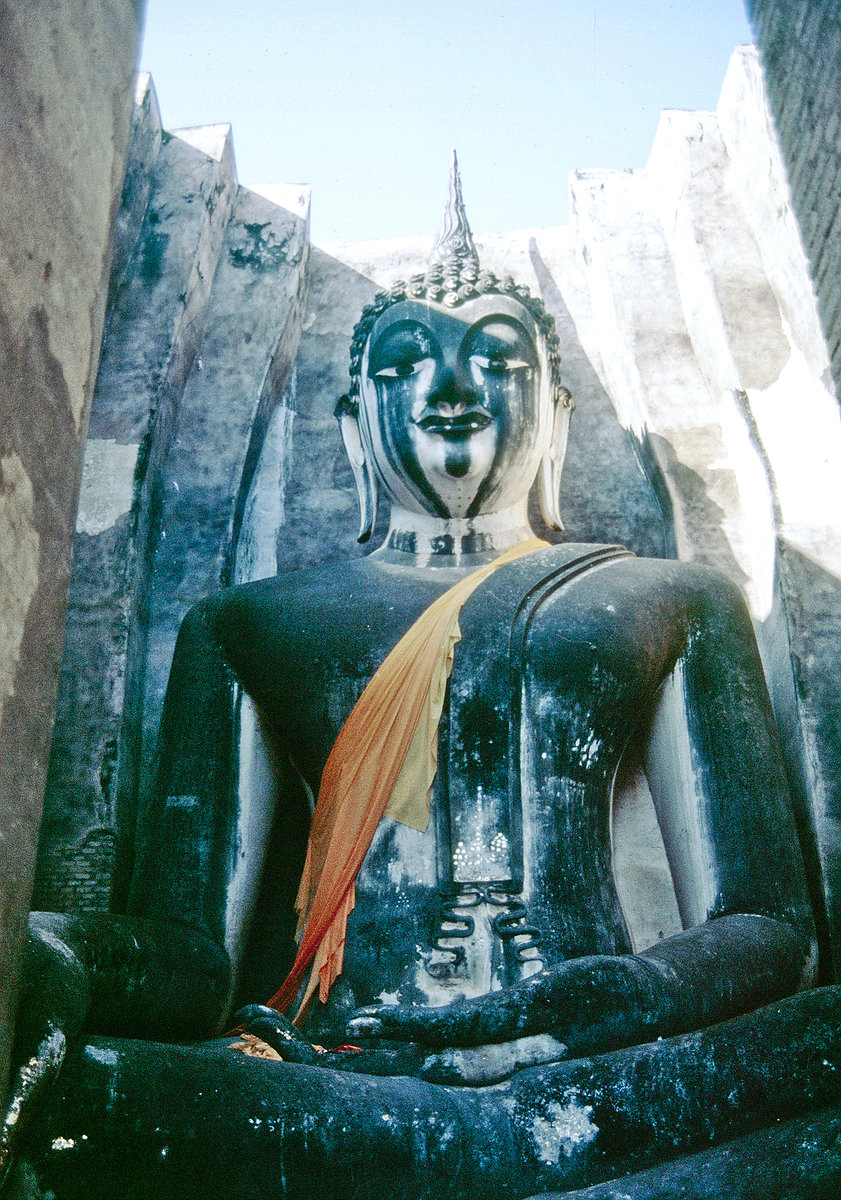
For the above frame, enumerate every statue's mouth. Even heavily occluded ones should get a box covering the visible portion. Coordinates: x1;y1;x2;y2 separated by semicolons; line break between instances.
416;409;492;437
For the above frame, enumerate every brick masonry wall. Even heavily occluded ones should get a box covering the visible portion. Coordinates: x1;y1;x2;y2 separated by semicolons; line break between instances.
748;0;841;401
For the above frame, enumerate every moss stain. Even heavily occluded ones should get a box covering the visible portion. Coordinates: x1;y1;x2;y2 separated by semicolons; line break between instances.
228;222;293;271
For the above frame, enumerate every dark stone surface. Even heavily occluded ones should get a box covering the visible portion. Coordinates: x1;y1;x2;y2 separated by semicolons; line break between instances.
526;1106;841;1199
776;541;841;973
16;989;841;1199
35;132;310;918
34;122;239;914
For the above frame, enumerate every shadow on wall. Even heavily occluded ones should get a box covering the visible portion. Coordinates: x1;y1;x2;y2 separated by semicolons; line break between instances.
528;238;673;560
647;432;751;593
765;541;841;981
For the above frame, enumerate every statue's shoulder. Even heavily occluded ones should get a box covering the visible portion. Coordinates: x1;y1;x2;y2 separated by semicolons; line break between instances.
182;558;376;654
615;551;750;609
204;556;371;611
505;543;751;642
505;545;754;683
531;543;747;600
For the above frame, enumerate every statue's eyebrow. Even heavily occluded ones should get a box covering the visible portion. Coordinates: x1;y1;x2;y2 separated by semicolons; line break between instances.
464;319;537;360
368;322;436;370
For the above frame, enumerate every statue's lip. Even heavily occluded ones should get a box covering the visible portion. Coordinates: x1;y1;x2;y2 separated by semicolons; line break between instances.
416;409;492;435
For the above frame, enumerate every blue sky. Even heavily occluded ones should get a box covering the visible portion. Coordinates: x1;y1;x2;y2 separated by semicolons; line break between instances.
140;1;754;243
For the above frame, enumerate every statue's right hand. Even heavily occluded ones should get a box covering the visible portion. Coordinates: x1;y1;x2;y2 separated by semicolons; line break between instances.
1;914;90;1186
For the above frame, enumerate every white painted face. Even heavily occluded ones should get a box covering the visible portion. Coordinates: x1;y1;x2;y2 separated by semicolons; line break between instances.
358;294;554;519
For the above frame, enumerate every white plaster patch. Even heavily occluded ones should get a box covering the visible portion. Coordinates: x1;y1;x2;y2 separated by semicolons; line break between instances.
0;453;40;725
226;695;279;958
571;735;602;769
530;1097;598;1163
426;1034;570;1085
387;856;408;886
248;183;312;222
76;438;139;535
83;1044;119;1067
174;124;231;163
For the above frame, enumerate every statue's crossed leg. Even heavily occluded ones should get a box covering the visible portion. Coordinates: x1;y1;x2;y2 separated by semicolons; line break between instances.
16;986;841;1200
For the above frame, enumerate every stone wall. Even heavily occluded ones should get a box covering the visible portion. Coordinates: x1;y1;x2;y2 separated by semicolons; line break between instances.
0;0;144;1103
33;82;311;916
747;0;841;404
35;47;841;988
573;46;841;970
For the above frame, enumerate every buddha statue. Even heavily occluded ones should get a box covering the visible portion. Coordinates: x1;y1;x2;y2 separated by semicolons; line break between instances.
4;157;840;1200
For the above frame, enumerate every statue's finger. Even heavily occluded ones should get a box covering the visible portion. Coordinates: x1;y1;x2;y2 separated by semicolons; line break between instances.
347;1005;434;1040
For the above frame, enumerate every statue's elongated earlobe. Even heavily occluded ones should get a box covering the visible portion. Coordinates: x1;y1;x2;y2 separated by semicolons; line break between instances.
336;397;378;542
538;388;574;531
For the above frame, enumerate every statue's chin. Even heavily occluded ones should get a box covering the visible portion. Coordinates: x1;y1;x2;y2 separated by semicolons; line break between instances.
410;428;495;498
419;475;488;519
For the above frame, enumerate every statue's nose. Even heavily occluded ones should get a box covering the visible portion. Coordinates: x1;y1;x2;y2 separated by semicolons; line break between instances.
427;364;478;412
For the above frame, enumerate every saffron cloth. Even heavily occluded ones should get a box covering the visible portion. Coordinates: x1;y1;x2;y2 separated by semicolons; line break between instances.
266;537;548;1019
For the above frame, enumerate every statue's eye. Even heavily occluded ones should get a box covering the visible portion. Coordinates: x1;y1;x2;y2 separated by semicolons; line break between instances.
470;354;530;374
374;358;433;379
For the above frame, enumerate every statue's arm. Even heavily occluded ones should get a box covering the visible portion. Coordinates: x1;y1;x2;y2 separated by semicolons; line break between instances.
17;597;246;1051
123;594;242;1026
4;914;228;1177
636;565;817;1018
350;568;816;1055
3;600;241;1170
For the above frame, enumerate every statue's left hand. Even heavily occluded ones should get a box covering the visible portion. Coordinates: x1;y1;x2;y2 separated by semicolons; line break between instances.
347;991;577;1085
347;953;671;1054
348;916;809;1068
347;963;584;1047
347;968;568;1048
348;1001;476;1045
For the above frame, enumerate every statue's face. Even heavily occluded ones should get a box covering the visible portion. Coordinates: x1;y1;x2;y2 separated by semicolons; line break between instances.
359;295;552;519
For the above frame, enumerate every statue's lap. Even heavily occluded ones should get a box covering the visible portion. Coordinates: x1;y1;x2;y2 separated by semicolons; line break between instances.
21;987;841;1200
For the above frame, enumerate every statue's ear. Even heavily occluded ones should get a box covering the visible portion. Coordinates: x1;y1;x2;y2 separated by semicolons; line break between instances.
336;395;378;543
537;388;573;531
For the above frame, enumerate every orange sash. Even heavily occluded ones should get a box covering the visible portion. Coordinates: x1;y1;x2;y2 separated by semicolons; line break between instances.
266;538;548;1020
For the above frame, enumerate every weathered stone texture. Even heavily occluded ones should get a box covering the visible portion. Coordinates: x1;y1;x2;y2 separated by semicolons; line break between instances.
34;99;310;916
748;0;841;400
737;12;841;971
529;1105;841;1198
0;0;143;1104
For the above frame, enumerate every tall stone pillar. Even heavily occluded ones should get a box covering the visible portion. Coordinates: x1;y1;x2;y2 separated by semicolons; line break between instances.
0;0;145;1104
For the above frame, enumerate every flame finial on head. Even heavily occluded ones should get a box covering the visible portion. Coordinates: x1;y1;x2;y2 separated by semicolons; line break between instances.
342;154;569;414
429;149;479;271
